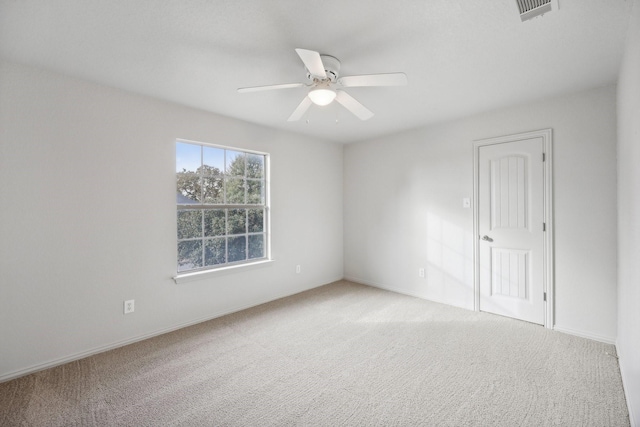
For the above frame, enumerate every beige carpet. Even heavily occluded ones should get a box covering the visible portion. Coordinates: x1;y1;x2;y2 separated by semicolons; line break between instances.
0;281;629;426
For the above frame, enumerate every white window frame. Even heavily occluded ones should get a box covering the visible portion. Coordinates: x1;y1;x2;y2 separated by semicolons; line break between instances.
174;139;270;283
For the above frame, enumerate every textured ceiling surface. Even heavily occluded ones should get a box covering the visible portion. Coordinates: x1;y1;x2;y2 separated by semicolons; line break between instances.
0;0;633;143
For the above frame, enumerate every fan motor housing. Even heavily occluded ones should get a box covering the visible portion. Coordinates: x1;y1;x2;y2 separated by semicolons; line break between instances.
306;55;341;82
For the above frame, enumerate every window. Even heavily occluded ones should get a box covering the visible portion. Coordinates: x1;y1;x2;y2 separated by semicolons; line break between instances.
176;140;268;273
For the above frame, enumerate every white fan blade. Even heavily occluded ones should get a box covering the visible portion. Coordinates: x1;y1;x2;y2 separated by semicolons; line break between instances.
287;96;313;121
338;73;408;87
295;48;327;79
238;82;304;93
335;91;374;121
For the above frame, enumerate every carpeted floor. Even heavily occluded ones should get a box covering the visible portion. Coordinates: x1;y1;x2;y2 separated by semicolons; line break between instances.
0;281;630;426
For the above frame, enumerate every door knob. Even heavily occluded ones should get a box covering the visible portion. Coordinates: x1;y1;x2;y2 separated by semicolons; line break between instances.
482;235;494;242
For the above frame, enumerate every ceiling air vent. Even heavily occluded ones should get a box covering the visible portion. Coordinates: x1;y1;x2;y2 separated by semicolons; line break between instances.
516;0;556;22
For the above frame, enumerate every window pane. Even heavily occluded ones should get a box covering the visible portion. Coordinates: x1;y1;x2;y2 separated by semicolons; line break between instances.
176;142;201;173
204;238;226;266
203;146;225;175
204;210;225;237
226;151;246;176
246;154;264;178
246;180;264;204
248;234;264;259
228;236;247;263
226;177;245;204
248;209;264;233
177;240;202;271
177;210;202;239
176;172;202;203
202;176;224;204
176;142;268;274
227;209;246;235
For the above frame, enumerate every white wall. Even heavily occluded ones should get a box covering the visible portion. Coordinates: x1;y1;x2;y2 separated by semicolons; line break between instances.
344;85;619;343
617;0;640;423
0;53;627;389
0;60;344;381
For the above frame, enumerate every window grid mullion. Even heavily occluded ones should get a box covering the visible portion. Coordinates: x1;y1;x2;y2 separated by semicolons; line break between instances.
223;149;227;204
201;146;207;267
244;154;248;205
177;204;264;210
201;201;205;268
245;209;249;260
200;145;205;203
225;208;229;263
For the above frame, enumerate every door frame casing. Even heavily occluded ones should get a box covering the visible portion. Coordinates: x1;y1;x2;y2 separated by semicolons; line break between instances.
472;129;554;329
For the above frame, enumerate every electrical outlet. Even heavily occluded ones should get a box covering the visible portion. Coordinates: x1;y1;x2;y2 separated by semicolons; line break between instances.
124;299;135;314
296;265;301;274
418;268;425;278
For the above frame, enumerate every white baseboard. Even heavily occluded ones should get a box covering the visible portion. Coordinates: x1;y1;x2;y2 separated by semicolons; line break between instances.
343;275;471;311
553;325;617;345
618;350;638;427
0;279;341;383
346;277;618;346
344;275;420;298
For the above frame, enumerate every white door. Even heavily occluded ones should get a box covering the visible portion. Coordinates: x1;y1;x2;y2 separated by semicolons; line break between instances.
478;137;545;325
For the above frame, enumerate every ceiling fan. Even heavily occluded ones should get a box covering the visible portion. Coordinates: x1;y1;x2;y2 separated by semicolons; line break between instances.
237;48;408;122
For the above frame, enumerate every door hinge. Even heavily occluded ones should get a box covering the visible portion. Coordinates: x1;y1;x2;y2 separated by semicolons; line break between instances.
543;222;546;232
544;292;547;302
543;153;546;162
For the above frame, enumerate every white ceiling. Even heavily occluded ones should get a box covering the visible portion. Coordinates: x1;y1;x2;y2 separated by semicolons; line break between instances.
0;0;633;143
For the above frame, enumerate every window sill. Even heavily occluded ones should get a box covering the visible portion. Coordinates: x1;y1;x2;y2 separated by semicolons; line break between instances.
173;259;274;284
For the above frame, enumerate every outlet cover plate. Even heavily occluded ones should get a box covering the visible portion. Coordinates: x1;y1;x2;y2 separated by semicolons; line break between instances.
124;299;135;314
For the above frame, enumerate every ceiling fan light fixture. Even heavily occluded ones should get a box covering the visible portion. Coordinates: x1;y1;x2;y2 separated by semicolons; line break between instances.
238;48;407;121
308;86;336;106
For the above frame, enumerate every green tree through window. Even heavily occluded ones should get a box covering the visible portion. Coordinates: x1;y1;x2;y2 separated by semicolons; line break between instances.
176;141;268;273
